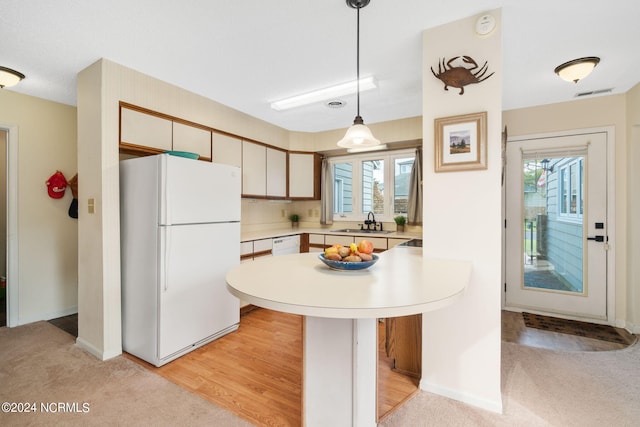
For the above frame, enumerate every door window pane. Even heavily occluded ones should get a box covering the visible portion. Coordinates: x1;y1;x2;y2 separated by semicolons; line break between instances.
522;156;584;294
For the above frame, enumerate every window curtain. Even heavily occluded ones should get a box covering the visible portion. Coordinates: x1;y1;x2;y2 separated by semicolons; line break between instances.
320;157;334;225
407;147;423;225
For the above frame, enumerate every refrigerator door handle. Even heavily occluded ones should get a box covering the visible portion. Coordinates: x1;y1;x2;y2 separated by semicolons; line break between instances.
162;226;172;291
161;154;171;225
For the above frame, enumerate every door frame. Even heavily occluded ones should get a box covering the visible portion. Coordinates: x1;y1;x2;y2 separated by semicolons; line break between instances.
1;122;19;327
502;126;616;324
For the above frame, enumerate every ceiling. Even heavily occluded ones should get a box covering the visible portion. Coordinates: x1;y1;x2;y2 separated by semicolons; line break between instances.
2;0;638;133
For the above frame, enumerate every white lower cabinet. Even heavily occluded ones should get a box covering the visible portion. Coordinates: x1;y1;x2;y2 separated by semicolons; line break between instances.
308;234;325;253
388;238;410;248
325;235;354;247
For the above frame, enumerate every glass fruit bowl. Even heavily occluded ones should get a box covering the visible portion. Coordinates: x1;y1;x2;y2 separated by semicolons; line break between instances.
317;253;379;271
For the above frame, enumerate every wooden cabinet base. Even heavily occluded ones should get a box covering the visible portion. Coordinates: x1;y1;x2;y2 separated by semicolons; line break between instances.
385;314;422;378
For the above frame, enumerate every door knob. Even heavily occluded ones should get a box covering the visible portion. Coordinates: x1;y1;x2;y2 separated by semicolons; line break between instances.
587;235;605;242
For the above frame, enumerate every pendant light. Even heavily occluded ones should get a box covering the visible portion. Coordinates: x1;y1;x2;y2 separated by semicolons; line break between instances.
337;0;381;149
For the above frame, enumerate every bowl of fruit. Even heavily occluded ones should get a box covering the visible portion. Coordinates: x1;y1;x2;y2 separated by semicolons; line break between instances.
318;240;379;271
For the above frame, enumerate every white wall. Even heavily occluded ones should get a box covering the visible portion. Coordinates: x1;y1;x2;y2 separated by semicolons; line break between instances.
420;10;503;412
289;116;422;152
0;90;78;325
625;83;640;332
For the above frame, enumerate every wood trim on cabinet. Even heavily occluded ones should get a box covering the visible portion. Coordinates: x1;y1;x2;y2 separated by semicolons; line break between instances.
300;233;310;253
252;250;273;258
119;102;319;200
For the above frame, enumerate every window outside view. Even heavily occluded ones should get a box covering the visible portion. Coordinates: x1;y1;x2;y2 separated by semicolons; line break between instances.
523;156;584;294
331;150;415;222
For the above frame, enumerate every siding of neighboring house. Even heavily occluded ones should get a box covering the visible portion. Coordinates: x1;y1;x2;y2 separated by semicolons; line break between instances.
334;162;353;213
362;160;375;213
545;158;583;291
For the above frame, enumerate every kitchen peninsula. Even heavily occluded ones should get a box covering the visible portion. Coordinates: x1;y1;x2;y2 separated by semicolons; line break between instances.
226;245;471;426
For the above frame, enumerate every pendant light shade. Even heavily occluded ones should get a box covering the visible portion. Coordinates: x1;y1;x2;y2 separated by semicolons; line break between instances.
0;66;25;88
338;0;380;149
337;116;380;148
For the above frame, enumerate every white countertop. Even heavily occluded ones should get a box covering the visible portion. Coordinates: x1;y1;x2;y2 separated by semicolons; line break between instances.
226;247;471;319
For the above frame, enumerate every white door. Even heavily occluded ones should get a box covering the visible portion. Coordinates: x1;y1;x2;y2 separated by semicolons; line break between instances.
505;130;611;320
161;154;241;225
159;222;240;360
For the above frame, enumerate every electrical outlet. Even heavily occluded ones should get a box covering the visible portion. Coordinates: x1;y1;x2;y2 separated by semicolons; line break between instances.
308;209;313;217
88;198;95;214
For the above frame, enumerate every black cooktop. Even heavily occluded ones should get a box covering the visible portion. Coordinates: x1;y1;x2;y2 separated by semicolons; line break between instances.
397;239;422;247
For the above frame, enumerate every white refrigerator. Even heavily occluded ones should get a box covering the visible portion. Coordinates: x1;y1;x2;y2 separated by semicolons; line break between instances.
120;153;241;367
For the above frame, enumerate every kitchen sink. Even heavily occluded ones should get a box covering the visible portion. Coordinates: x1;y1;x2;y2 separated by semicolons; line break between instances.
330;228;393;234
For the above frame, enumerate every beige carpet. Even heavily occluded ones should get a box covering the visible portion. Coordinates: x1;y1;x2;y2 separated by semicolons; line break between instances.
0;322;251;426
2;321;639;426
381;340;640;426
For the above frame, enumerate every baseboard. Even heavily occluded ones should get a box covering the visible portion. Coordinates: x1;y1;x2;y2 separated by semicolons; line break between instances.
420;379;503;414
16;305;78;326
624;320;639;334
240;304;260;316
75;336;121;361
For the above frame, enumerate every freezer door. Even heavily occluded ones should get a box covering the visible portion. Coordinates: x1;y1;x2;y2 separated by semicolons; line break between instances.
159;154;241;225
158;222;240;360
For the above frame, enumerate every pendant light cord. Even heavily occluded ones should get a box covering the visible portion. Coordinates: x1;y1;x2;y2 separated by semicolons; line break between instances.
356;5;361;119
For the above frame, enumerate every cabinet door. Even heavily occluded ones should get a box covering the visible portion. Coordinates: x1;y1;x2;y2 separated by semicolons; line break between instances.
121;107;172;151
388;238;410;248
363;237;387;251
308;234;326;253
242;141;266;196
266;147;287;198
288;152;319;199
212;132;242;168
173;122;211;160
325;235;354;247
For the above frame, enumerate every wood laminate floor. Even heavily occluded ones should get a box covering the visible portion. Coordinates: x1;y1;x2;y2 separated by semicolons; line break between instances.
125;308;419;426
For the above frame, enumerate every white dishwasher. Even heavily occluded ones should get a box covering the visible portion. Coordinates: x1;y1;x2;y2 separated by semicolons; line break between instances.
272;235;300;256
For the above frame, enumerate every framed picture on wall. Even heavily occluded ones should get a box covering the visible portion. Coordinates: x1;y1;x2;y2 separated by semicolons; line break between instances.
434;111;487;172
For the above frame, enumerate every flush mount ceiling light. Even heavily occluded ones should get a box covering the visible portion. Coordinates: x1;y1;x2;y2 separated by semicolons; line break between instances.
0;66;26;88
337;0;381;149
554;57;600;83
270;77;376;111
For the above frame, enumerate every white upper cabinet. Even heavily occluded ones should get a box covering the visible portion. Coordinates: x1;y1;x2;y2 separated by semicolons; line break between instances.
241;141;287;198
212;132;242;168
288;152;320;199
121;107;172;151
266;147;287;198
242;141;266;196
172;122;211;159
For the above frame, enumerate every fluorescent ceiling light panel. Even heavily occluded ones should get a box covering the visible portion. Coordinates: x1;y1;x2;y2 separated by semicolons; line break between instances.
270;77;377;111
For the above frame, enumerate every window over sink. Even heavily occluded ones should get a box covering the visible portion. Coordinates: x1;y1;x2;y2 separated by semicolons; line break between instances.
330;148;415;222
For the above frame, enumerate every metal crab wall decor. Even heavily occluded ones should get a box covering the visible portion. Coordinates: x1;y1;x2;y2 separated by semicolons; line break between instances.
431;56;494;95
